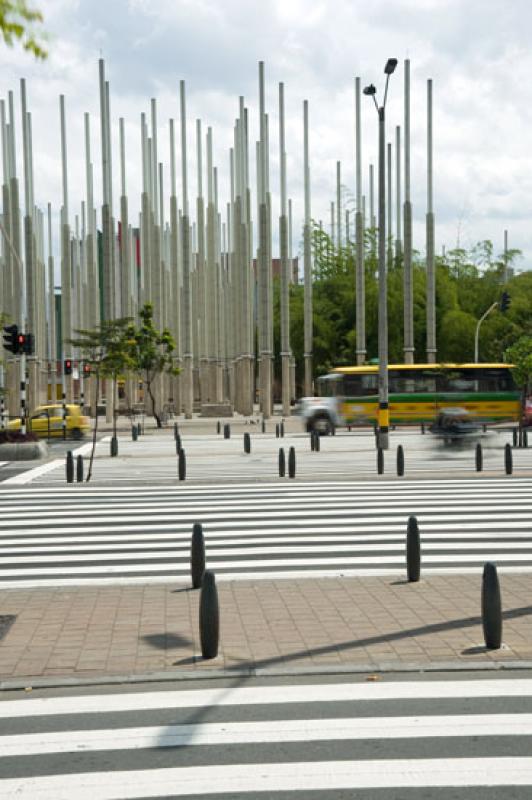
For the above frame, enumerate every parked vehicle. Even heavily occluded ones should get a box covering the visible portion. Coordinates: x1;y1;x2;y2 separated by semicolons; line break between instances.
7;404;90;439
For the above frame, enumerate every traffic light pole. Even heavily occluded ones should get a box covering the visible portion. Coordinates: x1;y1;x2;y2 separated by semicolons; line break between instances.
20;351;26;436
474;302;498;363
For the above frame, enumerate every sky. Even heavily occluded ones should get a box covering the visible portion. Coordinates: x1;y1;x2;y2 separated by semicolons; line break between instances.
1;0;531;272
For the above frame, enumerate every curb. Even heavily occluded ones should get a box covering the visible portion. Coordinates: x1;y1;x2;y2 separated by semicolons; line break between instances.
2;659;532;692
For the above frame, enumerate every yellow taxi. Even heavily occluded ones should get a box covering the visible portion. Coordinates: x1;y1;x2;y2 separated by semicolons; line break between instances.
8;404;91;439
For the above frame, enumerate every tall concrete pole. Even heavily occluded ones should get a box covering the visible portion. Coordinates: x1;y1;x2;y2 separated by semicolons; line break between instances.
169;118;181;412
369;164;376;231
426;78;436;363
279;82;290;416
355;77;366;365
336;161;341;251
288;197;296;400
99;61;114;324
403;59;414;364
195;118;208;402
119;118;131;318
303;99;313;396
257;61;272;417
503;229;509;283
395;125;402;263
59;94;72;423
377;104;389;449
47;203;56;403
180;79;193;418
84;113;98;329
206;125;218;401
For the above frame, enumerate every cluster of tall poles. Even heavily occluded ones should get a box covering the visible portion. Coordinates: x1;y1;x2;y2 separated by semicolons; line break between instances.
0;58;437;423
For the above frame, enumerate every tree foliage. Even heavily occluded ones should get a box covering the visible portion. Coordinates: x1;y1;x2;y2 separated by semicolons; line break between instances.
279;224;528;394
68;318;133;481
126;303;179;428
0;1;47;59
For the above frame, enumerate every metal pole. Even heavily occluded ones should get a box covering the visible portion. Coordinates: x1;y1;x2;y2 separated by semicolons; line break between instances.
180;79;194;419
378;105;389;449
279;82;291;417
395;125;401;262
475;303;498;362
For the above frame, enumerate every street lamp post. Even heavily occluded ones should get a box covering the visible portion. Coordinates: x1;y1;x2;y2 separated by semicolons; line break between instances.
364;58;397;450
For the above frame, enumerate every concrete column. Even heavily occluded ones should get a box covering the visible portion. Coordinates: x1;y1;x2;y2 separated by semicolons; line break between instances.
303;99;312;396
279;82;291;417
180;80;193;418
403;58;414;364
426;78;436;363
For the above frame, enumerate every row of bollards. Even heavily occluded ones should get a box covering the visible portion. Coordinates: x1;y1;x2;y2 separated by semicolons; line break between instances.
131;423;142;440
278;446;296;478
66;451;84;483
189;522;219;659
377;445;405;476
405;514;502;649
512;427;529;448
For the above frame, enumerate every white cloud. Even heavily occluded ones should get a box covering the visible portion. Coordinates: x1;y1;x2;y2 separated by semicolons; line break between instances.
0;0;531;273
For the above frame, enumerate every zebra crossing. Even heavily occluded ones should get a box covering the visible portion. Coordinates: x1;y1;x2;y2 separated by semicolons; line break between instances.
1;674;532;797
5;429;529;486
2;477;532;588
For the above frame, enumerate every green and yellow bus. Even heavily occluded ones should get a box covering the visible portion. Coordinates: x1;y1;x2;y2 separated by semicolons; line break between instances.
300;363;520;434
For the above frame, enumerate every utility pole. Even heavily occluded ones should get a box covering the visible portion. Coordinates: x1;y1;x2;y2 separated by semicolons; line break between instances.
303;99;312;396
354;77;366;365
426;78;436;363
403;59;414;364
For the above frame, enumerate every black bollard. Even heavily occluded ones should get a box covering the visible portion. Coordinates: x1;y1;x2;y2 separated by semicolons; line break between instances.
310;432;315;451
175;433;182;454
482;561;502;650
243;432;251;453
178;448;186;481
223;423;231;439
314;431;321;452
280;421;285;437
513;428;518;448
288;446;296;478
482;423;487;433
278;447;285;477
173;422;179;440
475;442;483;472
137;423;142;437
421;423;425;435
132;426;138;441
76;454;84;483
397;445;405;477
519;428;523;448
406;515;421;582
191;522;206;589
66;450;74;483
524;430;529;449
505;442;513;475
199;570;219;659
110;436;118;457
216;420;221;435
377;447;384;475
275;423;280;438
261;419;266;433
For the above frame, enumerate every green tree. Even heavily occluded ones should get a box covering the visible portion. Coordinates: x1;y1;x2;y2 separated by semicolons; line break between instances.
68;318;133;482
126;303;179;428
505;335;532;430
0;1;47;59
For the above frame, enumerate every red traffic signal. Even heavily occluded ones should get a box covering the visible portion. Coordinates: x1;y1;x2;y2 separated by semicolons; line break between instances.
64;359;73;375
83;363;91;375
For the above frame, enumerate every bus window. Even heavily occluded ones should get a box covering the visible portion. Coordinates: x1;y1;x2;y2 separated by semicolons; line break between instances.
316;375;343;397
344;373;377;396
389;369;436;393
477;368;515;392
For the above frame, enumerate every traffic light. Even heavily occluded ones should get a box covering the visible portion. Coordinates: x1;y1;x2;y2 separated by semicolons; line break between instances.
22;333;34;355
500;291;511;313
3;324;19;354
83;363;91;376
64;359;72;375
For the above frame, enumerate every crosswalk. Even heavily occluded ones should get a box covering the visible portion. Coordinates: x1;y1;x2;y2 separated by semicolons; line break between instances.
5;429;530;486
1;674;532;797
2;477;532;587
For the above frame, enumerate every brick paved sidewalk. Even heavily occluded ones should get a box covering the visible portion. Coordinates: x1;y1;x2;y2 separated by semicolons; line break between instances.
0;574;531;684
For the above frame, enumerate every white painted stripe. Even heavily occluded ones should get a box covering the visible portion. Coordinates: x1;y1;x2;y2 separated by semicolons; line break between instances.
2;680;532;719
2;713;531;757
3;509;532;528
5;564;532;588
3;540;532;563
1;552;530;577
1;477;530;495
1;459;64;485
2;758;532;797
2;530;531;549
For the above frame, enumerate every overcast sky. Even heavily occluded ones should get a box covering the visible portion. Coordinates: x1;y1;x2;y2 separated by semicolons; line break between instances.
1;0;531;271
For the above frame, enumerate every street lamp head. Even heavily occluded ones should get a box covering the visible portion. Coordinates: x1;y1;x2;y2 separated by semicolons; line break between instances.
384;58;398;75
363;84;377;96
